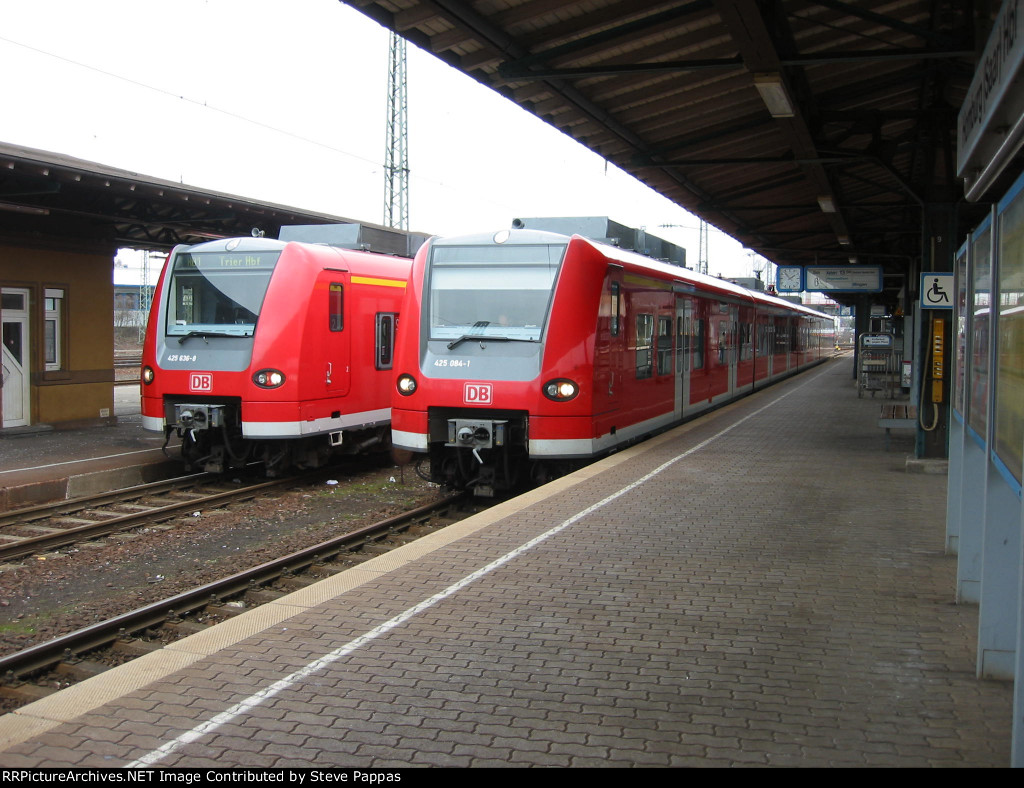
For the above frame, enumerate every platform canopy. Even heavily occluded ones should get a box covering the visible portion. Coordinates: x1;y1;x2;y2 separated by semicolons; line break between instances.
0;142;366;254
346;0;995;307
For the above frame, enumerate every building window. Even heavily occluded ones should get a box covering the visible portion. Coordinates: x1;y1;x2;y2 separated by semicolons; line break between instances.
44;288;64;371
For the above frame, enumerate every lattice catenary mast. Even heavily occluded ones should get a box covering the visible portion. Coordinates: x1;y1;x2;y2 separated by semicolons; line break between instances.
698;218;708;276
383;31;409;230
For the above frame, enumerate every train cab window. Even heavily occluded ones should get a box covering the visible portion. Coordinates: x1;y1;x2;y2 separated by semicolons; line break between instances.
656;315;672;375
636;314;653;379
610;282;621;336
376;312;397;370
426;242;564;343
329;283;343;332
165;249;278;338
44;288;64;371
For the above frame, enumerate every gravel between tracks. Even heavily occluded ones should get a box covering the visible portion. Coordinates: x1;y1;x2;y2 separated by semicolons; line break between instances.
0;462;444;659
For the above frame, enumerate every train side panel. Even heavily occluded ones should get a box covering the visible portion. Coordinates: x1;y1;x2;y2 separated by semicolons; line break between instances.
391;229;834;495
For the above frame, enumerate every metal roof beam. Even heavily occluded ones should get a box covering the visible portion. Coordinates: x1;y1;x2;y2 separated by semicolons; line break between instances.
802;0;961;49
499;0;712;73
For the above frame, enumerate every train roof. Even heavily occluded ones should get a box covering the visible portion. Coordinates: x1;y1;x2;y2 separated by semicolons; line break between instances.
169;236;412;277
427;229;833;322
573;234;833;321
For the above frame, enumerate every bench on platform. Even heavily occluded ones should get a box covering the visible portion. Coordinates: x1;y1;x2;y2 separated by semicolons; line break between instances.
878;404;917;451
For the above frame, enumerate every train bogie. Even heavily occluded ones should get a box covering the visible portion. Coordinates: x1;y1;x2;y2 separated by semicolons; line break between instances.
141;236;411;474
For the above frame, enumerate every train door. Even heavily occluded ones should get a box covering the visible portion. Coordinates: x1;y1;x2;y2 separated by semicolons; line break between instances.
727;304;739;396
688;296;710;407
593;274;623;439
736;306;755;392
675;297;689;419
774;315;790;377
1;287;31;428
325;276;351;396
754;312;773;387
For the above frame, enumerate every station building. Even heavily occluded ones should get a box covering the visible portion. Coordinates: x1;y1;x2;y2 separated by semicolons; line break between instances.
0;143;388;432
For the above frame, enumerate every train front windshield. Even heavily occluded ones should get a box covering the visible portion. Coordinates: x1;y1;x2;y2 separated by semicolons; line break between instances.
427;243;566;342
165;250;280;338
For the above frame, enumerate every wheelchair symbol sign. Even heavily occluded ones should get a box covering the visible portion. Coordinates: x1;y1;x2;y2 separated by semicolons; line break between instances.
920;272;953;309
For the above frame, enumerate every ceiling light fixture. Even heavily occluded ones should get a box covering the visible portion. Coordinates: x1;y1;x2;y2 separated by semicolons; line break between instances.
754;73;795;118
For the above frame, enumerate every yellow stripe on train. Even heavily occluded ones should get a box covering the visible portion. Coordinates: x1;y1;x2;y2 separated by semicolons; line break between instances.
350;276;408;288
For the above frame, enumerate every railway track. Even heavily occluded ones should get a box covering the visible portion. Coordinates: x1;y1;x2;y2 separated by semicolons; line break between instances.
0;493;468;709
0;474;298;564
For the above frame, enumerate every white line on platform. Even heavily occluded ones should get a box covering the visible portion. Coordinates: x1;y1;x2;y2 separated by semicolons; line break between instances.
125;365;831;768
0;448;163;476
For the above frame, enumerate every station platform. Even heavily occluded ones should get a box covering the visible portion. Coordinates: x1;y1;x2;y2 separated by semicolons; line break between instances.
0;384;179;510
0;359;1013;767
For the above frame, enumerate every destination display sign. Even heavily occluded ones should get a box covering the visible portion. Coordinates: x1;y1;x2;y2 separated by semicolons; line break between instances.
804;266;882;293
178;251;281;270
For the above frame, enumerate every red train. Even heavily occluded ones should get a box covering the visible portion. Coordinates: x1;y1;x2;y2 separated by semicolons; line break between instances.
391;228;835;495
141;234;412;474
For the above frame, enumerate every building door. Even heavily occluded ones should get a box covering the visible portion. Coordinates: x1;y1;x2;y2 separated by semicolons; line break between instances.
2;287;31;428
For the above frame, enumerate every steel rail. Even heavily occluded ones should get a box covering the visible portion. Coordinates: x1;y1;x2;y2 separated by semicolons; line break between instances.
0;493;465;681
0;476;296;563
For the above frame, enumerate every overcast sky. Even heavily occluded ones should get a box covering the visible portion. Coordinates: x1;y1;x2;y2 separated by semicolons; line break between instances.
1;0;766;279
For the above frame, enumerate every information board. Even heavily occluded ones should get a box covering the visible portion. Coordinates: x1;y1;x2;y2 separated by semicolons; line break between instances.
805;266;882;293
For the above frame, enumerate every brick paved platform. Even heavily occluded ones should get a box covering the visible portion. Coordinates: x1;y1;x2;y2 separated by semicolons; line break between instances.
0;358;1012;767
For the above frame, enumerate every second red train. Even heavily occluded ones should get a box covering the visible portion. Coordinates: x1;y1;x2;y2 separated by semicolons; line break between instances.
390;228;835;496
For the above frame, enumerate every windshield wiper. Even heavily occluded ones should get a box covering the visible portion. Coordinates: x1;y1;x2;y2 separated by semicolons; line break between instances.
446;335;540;350
177;330;247;345
447;334;507;350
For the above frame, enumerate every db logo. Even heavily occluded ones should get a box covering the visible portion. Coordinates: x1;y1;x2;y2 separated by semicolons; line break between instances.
464;383;492;405
189;373;213;392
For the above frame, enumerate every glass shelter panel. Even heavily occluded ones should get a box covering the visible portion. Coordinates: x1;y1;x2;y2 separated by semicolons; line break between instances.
954;244;968;417
968;227;992;440
995;190;1024;485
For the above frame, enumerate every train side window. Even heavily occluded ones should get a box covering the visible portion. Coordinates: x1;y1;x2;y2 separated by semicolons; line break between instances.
636;313;653;379
329;283;343;332
376;313;397;370
44;288;65;371
656;315;672;375
692;317;705;370
610;282;620;336
678;315;688;372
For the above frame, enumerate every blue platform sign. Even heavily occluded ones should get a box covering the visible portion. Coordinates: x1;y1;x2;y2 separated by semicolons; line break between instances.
920;272;954;309
805;266;882;292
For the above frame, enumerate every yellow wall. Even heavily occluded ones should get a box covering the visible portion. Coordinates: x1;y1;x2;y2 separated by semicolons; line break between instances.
0;244;115;426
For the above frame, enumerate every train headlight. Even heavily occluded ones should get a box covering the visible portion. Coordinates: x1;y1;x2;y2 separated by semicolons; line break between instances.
141;366;155;385
253;369;286;388
543;378;579;401
397;374;417;396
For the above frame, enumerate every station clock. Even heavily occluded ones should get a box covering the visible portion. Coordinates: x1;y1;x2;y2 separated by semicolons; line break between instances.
776;266;803;292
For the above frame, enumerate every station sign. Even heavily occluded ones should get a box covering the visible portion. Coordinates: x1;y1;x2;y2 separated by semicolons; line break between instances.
957;0;1024;201
920;272;954;309
804;266;882;293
